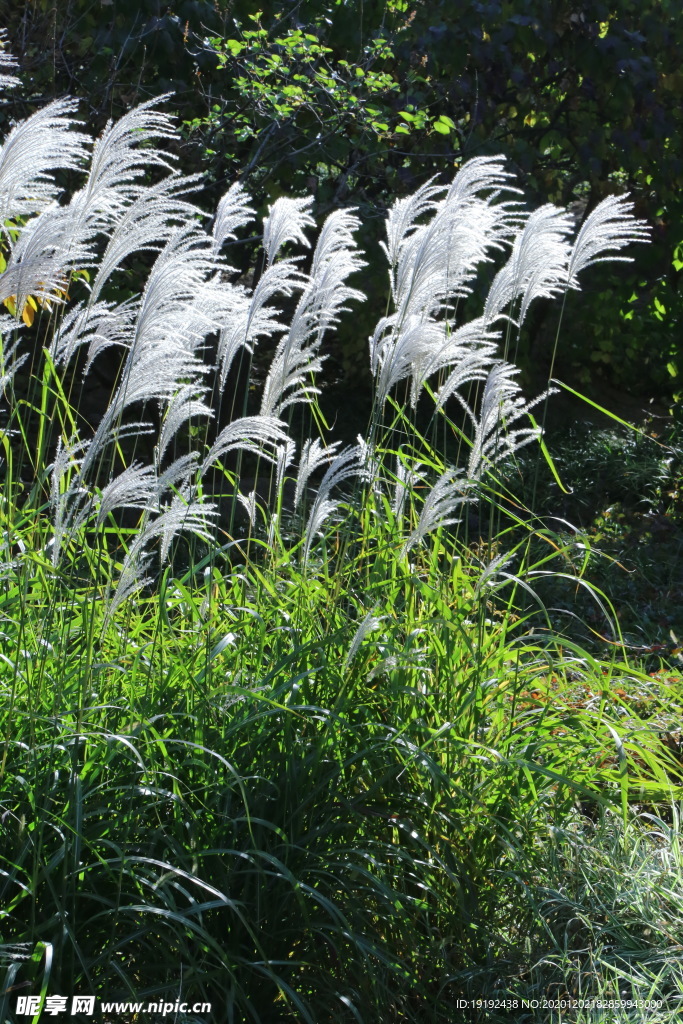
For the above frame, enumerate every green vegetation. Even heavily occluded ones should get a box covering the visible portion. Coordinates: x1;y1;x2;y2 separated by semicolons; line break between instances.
6;0;683;399
0;22;682;1024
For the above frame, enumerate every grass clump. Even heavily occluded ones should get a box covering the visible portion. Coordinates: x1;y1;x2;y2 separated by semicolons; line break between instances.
0;36;682;1022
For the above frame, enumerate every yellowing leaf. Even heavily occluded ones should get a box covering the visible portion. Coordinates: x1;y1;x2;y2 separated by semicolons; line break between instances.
22;302;35;327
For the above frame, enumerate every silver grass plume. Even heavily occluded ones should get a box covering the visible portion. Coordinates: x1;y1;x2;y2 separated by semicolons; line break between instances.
392;455;425;521
275;439;296;502
380;175;443;270
213;182;255;252
294;439;340;511
124;228;224;365
475;550;516;596
236;490;260;529
157;384;214;465
0;32;20;91
151;497;218;565
0;203;93;316
567;194;650;284
156;452;200;499
260;209;365;417
391;192;518;325
412;318;499;407
262;196;315;265
88;174;205;305
95;463;158;525
200;416;290;477
372;157;520;408
102;550;154;633
400;468;471;558
51;299;136;372
49;437;93;566
216;257;306;391
0;99;90;224
303;444;367;562
106;500;218;610
0;329;28;395
483;205;574;327
343;609;384;671
71;98;179;230
467;362;555;480
81;348;207;476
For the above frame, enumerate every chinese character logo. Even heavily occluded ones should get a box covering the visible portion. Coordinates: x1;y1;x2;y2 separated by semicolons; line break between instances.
16;996;41;1016
71;996;96;1016
44;996;68;1015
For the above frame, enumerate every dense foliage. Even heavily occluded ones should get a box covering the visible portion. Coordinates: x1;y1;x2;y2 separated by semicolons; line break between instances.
4;0;683;399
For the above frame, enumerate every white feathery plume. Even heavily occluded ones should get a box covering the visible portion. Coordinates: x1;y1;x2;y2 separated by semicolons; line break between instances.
215;258;306;390
262;196;315;265
413;317;499;402
236;489;260;529
260;209;365;417
259;328;324;418
433;350;493;415
200;415;290;477
0;32;20;91
305;208;366;337
392;455;425;520
267;511;279;549
392;195;517;324
380;176;444;270
483;204;574;327
49;437;93;566
400;468;471;558
444;154;518;203
0;202;93;313
372;157;520;408
303;444;366;562
154;497;218;564
0;331;28;395
49;178;209;372
567;193;650;284
88;174;205;304
156;452;200;499
275;439;296;502
96;463;157;524
213;182;255;252
70;98;179;230
370;317;445;408
102;549;154;631
343;609;384;671
475;550;516;595
467;362;556;480
113;497;217;575
157;384;213;465
214;286;255;389
389;157;520;320
127;228;223;364
0;99;90;224
294;439;340;510
49;299;135;370
81;348;207;476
